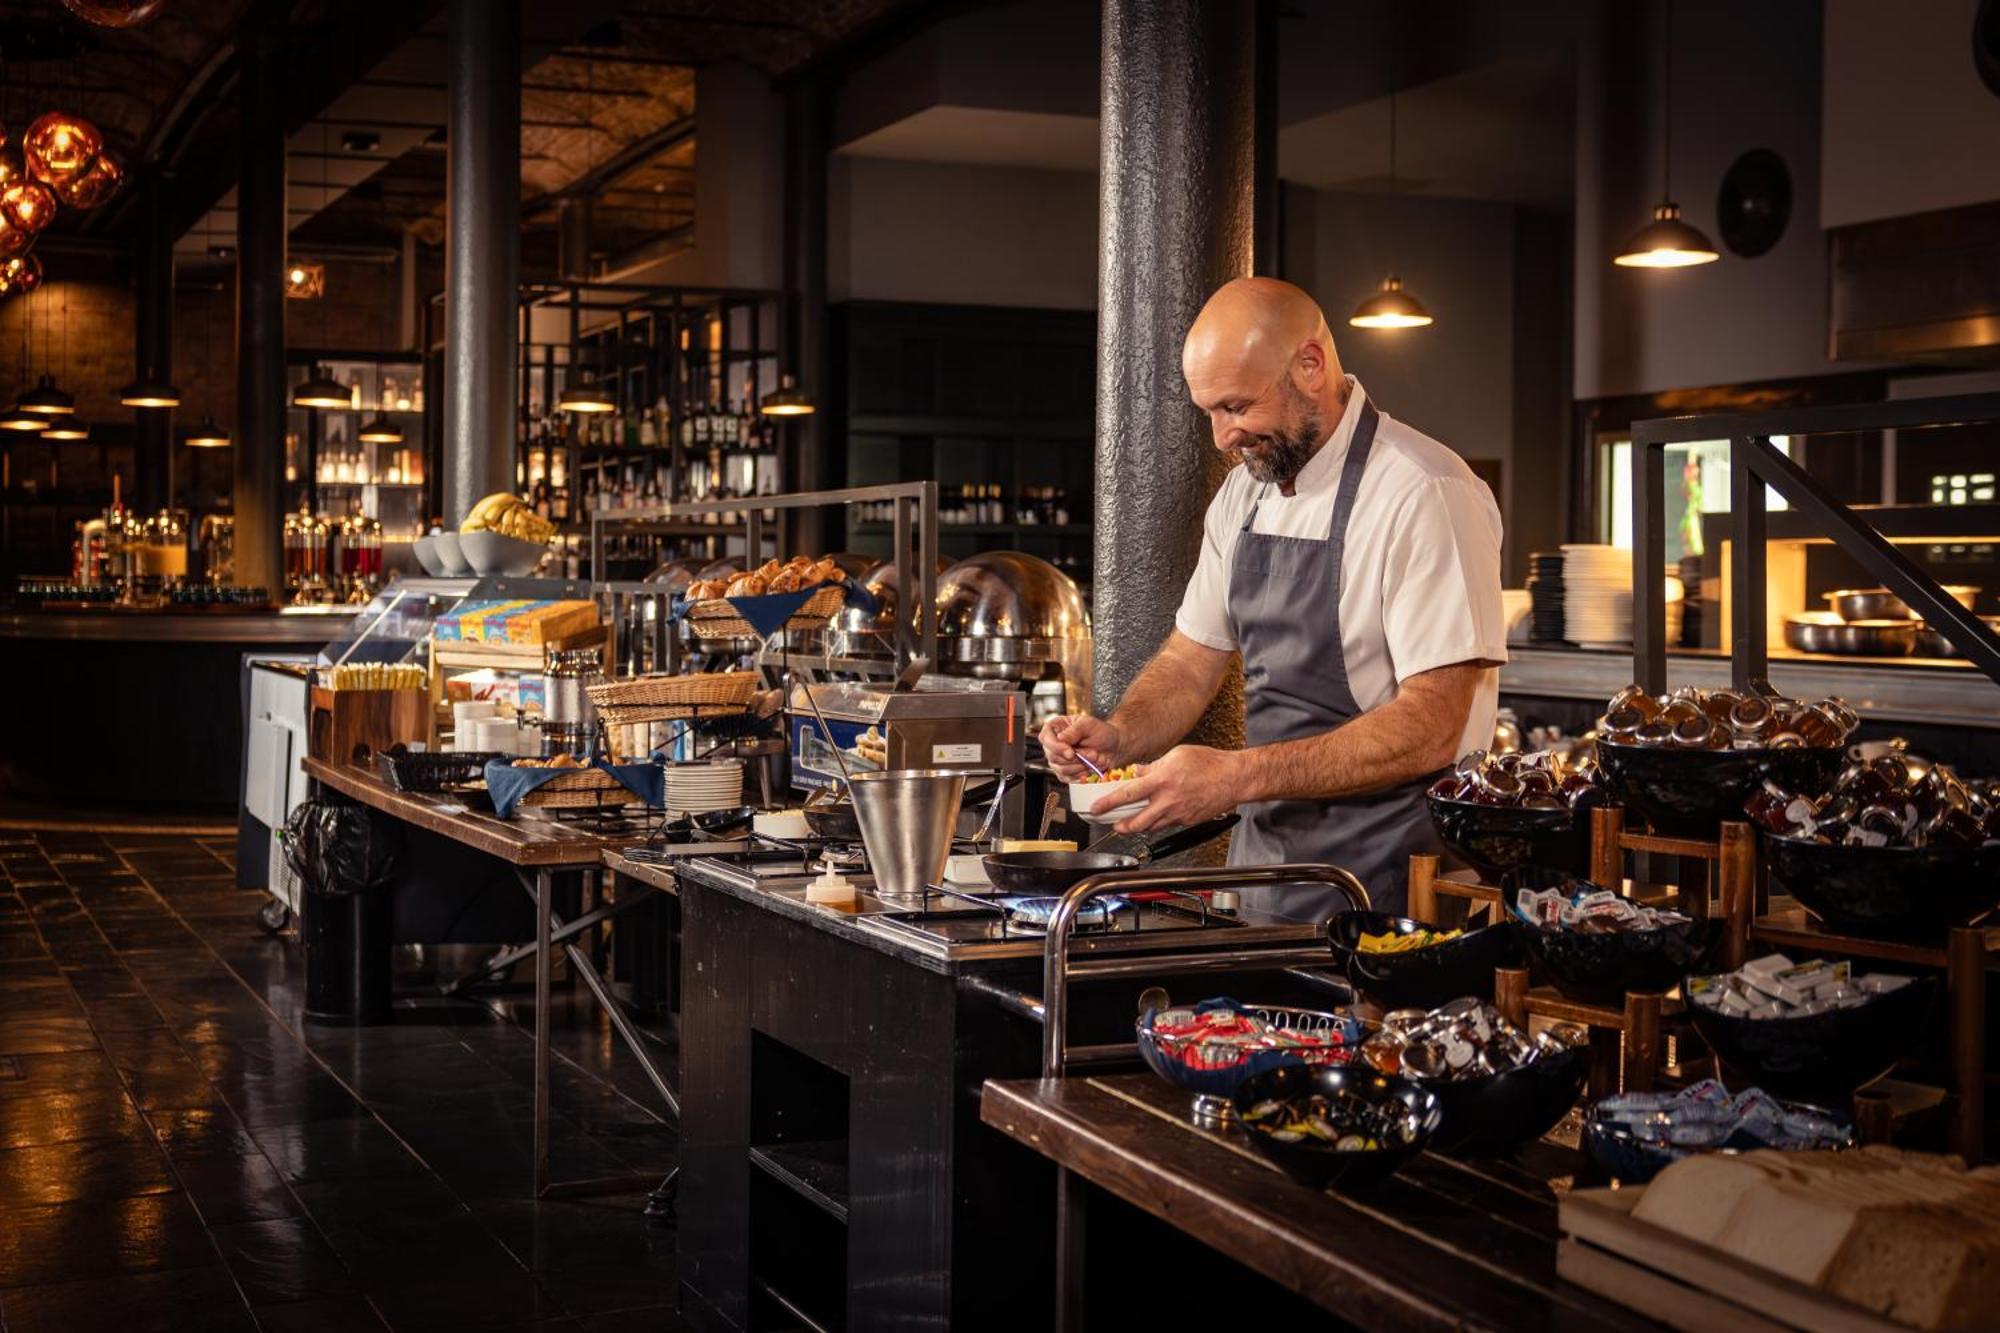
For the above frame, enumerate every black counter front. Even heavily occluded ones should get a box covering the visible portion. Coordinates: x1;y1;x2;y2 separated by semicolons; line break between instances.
0;608;354;811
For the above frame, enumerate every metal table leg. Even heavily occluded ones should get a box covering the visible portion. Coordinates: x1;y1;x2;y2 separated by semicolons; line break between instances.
516;867;680;1201
533;867;554;1198
1055;1162;1087;1332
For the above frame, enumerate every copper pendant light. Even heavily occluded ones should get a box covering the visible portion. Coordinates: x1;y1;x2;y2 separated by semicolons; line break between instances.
23;111;102;186
61;0;167;27
291;365;351;409
1;253;44;295
1614;0;1720;270
0;180;56;235
53;149;120;210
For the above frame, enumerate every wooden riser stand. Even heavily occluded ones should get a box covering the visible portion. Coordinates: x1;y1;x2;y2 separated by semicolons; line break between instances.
1410;806;1757;1098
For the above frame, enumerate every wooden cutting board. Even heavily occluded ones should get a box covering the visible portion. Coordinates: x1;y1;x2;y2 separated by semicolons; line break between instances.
1558;1186;1905;1333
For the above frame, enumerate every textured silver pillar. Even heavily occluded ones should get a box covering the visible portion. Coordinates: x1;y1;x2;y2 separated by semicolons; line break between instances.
1093;0;1255;750
443;0;520;522
233;19;285;594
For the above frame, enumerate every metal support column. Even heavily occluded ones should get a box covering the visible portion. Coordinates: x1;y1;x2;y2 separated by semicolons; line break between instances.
443;0;521;524
1092;0;1257;750
233;16;286;593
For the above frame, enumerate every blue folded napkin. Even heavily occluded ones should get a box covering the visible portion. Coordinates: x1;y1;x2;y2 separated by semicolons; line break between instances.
670;577;880;638
482;756;666;819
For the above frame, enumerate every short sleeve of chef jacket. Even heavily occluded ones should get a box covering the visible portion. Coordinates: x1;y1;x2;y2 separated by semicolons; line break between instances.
1172;454;1506;688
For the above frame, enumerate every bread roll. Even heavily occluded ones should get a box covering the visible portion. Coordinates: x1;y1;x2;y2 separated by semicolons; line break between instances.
726;574;768;598
769;568;803;594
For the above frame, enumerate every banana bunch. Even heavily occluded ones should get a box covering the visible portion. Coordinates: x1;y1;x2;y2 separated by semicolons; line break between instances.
461;492;555;544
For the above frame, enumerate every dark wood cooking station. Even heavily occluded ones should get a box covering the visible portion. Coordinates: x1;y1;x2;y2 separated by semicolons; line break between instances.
670;851;1354;1332
981;1072;1668;1331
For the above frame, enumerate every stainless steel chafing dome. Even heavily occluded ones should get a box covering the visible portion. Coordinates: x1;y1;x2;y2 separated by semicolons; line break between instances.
643;556;705;594
829;555;953;637
936;552;1090;642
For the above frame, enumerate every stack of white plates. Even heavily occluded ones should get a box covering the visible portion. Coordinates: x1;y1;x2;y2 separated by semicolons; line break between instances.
665;760;744;815
1560;544;1633;648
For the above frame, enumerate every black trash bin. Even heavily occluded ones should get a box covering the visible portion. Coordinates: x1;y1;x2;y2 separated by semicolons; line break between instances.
283;799;402;1025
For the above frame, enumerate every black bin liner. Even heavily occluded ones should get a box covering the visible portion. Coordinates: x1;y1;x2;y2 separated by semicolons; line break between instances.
283;799;401;1025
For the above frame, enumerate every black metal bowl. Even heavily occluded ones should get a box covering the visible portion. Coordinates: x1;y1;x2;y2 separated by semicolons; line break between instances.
1423;1041;1590;1156
1596;739;1844;837
1764;834;2000;940
1581;1098;1855;1184
1326;911;1521;1011
1426;795;1592;889
1684;973;1937;1098
1514;913;1719;1004
1232;1064;1441;1190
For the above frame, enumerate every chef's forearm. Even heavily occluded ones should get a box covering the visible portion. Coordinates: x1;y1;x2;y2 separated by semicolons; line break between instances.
1229;664;1480;803
1107;631;1231;763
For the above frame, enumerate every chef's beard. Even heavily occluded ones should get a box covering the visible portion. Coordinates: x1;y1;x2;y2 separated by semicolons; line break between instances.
1231;381;1326;486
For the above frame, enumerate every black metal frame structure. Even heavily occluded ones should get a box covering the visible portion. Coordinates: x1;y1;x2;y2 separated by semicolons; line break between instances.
1631;393;2000;693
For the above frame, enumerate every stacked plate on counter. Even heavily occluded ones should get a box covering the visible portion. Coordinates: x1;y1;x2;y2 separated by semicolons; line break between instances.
1527;551;1566;643
1560;544;1633;648
665;759;744;815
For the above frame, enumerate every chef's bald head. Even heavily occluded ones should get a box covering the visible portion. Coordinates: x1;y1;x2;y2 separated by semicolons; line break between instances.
1183;278;1348;489
1183;277;1341;388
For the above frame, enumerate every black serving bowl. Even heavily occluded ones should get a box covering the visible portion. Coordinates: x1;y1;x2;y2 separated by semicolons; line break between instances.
1581;1098;1855;1184
1423;1041;1591;1156
1764;834;2000;940
1595;739;1844;838
1232;1064;1441;1190
1427;795;1592;889
1513;911;1719;1004
1135;1003;1369;1126
1683;972;1937;1099
1326;911;1521;1011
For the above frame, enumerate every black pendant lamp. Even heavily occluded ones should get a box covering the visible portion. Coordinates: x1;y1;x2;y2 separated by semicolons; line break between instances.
758;373;814;417
557;377;616;414
291;364;350;409
182;415;230;448
357;415;402;443
1614;0;1719;269
0;403;47;431
1348;33;1433;331
39;288;88;437
119;372;181;407
19;371;74;415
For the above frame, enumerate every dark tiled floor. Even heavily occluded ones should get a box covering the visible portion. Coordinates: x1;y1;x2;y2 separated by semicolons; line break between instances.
0;830;683;1332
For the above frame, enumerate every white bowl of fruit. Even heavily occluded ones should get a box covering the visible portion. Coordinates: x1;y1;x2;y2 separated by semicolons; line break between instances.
1068;765;1148;826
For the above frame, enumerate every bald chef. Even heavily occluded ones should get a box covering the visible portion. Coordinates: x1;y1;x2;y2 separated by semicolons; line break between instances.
1044;277;1505;919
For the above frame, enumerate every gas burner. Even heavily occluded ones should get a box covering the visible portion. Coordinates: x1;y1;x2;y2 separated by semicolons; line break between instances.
815;844;869;874
995;894;1129;936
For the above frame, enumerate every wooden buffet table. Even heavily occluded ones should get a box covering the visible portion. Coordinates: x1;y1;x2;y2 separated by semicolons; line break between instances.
300;757;671;1200
981;1072;1667;1332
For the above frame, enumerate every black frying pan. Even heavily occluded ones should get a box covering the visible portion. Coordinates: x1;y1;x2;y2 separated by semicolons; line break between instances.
980;815;1239;894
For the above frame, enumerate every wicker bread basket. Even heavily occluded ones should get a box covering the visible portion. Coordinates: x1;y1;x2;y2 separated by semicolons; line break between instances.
586;671;758;727
686;583;846;641
515;765;638;809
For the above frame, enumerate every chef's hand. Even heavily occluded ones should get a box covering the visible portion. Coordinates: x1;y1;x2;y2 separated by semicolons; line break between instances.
1112;745;1243;835
1042;714;1124;781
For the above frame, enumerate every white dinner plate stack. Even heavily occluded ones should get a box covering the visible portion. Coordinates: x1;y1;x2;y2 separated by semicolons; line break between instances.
1560;544;1633;648
664;759;744;815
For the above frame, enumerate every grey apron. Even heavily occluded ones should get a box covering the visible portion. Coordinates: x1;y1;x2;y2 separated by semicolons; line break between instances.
1224;398;1446;921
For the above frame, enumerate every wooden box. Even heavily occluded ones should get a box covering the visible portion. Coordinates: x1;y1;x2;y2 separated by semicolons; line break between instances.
309;686;429;768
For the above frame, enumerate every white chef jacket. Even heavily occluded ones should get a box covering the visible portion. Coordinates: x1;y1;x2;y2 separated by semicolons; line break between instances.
1174;377;1507;761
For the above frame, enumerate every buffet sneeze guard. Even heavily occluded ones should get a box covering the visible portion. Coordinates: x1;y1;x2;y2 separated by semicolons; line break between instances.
1630;392;2000;695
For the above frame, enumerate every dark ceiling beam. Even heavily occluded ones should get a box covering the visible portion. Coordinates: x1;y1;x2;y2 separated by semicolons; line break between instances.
523;111;694;211
612;8;811;33
353;76;656;100
777;0;995;89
